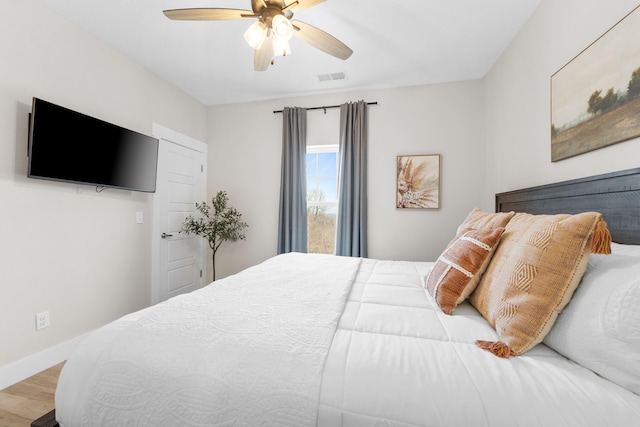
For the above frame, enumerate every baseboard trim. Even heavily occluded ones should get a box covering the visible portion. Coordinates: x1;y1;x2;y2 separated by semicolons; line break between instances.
0;333;89;390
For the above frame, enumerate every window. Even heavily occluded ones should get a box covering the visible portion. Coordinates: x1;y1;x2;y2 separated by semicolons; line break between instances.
306;145;339;254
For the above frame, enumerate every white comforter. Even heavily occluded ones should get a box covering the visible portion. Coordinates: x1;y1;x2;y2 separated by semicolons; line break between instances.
56;253;359;426
56;254;640;426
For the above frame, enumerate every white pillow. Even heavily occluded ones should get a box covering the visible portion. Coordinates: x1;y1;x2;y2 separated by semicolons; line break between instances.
543;243;640;395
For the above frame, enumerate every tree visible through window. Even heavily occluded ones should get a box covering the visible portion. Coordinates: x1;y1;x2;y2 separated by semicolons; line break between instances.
306;145;338;254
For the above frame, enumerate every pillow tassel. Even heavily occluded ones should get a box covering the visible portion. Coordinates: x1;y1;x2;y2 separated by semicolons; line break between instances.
591;219;612;255
476;340;516;358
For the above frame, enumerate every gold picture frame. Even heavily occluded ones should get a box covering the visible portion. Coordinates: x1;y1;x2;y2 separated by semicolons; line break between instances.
551;5;640;161
396;154;440;209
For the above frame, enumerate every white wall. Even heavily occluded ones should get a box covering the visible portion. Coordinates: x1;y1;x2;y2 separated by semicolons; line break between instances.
483;0;640;203
207;81;485;279
0;0;206;379
208;0;640;280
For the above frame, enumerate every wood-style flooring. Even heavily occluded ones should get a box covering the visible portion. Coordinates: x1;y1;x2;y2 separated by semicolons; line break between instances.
0;363;64;427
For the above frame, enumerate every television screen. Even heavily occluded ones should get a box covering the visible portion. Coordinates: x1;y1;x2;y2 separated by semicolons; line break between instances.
28;98;159;193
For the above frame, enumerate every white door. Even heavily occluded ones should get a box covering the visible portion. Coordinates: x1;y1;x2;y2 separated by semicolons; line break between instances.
152;124;208;304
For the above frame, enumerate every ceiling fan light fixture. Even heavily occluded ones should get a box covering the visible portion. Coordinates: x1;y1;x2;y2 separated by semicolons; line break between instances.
243;20;268;50
272;36;291;57
163;1;353;71
272;14;293;40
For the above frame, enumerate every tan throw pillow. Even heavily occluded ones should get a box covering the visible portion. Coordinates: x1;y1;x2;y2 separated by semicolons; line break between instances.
470;211;611;357
456;208;515;234
426;227;506;314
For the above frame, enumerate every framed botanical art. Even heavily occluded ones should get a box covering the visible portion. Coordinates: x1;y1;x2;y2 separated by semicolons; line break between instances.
396;154;440;209
551;5;640;161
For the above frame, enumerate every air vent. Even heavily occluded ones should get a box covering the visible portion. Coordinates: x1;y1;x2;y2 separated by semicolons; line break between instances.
317;71;347;82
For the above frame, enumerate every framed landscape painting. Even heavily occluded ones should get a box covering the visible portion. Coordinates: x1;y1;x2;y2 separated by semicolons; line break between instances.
396;154;440;209
551;5;640;161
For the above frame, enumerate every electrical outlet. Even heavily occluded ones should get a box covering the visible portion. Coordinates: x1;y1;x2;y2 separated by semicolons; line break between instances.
36;311;50;331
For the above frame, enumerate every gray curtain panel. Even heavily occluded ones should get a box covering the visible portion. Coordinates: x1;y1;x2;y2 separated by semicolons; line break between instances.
277;107;308;254
336;101;368;257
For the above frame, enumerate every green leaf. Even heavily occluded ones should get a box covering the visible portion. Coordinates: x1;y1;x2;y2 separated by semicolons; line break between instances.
180;191;249;280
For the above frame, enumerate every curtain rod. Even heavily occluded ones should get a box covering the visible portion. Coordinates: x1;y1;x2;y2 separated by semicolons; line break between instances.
273;102;378;114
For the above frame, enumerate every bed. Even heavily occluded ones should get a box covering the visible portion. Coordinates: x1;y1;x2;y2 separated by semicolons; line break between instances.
55;168;640;426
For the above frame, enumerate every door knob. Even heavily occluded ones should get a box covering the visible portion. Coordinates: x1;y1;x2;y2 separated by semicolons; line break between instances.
161;232;173;239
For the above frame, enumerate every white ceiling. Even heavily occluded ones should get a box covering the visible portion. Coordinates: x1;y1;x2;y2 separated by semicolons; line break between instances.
37;0;541;106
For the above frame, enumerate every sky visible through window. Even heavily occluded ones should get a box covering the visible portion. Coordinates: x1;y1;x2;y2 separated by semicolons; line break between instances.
307;149;338;215
307;146;338;254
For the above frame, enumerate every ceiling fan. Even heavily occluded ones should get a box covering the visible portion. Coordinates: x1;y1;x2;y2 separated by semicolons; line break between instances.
163;0;353;71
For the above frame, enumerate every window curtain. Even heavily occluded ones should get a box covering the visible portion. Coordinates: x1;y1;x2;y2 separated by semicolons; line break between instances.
336;101;368;257
277;107;308;254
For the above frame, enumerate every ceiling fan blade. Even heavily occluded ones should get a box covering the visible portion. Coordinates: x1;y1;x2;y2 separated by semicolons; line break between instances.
286;0;326;12
163;8;253;21
254;34;274;71
292;20;353;60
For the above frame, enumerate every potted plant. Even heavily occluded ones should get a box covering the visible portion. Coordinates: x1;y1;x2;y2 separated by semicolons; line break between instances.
181;191;248;281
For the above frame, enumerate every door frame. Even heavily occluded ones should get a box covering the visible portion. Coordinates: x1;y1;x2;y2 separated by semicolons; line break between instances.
151;123;208;305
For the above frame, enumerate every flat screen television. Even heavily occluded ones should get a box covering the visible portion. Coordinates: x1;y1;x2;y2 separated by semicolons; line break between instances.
28;97;159;193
